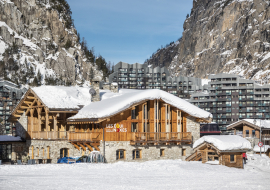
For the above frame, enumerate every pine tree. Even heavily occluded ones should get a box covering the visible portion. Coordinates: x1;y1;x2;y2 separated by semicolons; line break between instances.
89;67;94;82
37;70;42;86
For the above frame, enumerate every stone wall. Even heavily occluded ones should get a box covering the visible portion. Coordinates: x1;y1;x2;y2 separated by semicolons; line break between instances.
26;140;88;163
186;116;200;144
15;112;28;139
100;141;193;163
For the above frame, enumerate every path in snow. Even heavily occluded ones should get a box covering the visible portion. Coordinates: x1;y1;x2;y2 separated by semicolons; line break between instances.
1;159;270;190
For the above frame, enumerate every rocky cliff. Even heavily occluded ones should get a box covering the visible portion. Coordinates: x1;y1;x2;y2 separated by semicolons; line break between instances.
0;0;103;85
144;39;180;68
166;0;270;82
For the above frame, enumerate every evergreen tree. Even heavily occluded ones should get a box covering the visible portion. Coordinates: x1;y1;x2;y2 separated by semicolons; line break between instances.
37;70;42;86
89;67;95;82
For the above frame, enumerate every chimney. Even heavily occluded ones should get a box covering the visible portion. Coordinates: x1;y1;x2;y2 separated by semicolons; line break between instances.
110;82;119;93
90;78;100;102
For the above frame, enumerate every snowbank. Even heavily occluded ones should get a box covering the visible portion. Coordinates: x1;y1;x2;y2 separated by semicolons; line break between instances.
193;135;252;151
253;145;270;152
0;135;22;141
69;89;212;120
246;154;270;172
32;86;91;109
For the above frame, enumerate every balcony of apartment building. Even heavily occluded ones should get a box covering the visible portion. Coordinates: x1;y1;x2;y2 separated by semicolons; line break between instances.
118;73;128;77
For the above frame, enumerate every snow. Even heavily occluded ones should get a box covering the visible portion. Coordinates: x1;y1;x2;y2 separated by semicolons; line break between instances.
0;21;38;50
193;135;252;151
201;79;210;86
69;89;212;120
0;135;22;141
253;145;270;153
31;86;91;109
1;158;270;190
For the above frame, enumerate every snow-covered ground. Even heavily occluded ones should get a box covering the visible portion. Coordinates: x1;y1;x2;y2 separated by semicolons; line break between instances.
1;156;270;190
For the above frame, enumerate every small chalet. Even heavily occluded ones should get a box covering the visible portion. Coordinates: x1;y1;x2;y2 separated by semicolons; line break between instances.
186;135;251;169
9;84;212;163
227;119;270;146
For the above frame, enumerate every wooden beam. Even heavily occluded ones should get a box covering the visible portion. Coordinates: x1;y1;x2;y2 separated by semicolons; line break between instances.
24;101;33;104
91;144;100;151
77;142;86;151
16;110;24;113
27;96;36;99
84;143;93;151
71;142;80;151
14;114;21;118
21;106;29;109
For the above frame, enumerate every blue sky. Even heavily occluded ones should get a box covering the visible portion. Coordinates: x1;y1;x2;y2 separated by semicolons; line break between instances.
66;0;193;65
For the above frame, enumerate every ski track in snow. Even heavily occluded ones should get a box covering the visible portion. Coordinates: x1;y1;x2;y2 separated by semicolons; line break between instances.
0;159;270;190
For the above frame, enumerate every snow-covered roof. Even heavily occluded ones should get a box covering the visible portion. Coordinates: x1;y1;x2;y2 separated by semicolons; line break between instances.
0;135;22;142
32;86;91;109
193;135;252;151
227;119;270;129
69;89;212;120
253;145;270;153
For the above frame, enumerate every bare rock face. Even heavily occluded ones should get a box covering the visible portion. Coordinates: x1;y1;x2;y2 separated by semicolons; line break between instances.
145;40;180;68
169;0;270;82
0;0;102;85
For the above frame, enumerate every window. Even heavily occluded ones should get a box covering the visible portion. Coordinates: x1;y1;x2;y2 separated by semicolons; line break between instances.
182;149;186;156
132;149;141;159
230;154;235;162
116;149;126;160
131;109;136;119
246;130;249;137
60;148;69;158
131;122;137;132
160;149;165;157
252;130;255;137
47;146;50;159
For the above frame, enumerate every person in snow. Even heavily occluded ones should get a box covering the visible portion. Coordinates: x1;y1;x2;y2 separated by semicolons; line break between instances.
242;153;247;164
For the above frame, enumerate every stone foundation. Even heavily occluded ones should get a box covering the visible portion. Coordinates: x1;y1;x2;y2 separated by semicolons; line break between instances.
26;140;89;164
100;141;193;163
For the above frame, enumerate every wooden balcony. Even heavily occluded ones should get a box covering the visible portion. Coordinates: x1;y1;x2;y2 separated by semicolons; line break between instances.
29;131;69;140
68;132;102;142
130;132;192;145
28;132;102;142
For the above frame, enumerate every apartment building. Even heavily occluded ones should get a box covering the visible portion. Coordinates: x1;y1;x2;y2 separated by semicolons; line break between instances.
109;62;204;98
189;73;270;129
0;79;27;135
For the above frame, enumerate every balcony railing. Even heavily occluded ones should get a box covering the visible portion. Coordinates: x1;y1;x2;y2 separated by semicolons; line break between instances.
28;131;102;142
130;132;192;144
69;132;102;142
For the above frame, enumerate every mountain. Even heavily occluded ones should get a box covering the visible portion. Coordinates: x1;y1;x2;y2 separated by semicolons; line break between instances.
0;0;104;86
149;0;270;82
144;39;181;68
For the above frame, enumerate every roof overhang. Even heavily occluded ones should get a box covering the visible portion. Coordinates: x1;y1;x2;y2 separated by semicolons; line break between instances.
227;120;261;131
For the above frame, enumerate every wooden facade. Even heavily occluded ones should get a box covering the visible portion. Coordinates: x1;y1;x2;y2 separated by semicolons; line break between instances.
67;99;197;148
186;142;247;169
228;120;270;146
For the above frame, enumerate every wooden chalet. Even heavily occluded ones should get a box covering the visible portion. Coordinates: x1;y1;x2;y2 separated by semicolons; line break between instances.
9;86;212;163
186;135;251;169
227;119;270;146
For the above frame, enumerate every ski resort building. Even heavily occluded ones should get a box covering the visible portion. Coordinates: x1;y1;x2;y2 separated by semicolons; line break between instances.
109;62;204;99
186;135;251;169
8;84;212;164
0;79;28;135
189;73;270;129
